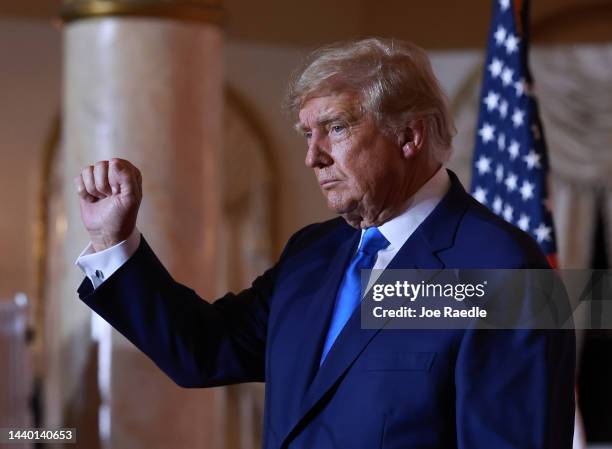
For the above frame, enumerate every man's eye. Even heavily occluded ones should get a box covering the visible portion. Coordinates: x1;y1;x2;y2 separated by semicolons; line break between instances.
303;131;312;139
330;124;346;134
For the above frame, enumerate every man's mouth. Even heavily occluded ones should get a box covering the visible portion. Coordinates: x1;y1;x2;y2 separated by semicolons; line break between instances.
319;179;340;189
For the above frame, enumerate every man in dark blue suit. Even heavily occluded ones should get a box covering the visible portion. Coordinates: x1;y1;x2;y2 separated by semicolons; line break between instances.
75;38;575;448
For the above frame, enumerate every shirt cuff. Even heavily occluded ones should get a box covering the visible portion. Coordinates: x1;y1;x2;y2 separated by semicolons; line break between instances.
75;227;141;289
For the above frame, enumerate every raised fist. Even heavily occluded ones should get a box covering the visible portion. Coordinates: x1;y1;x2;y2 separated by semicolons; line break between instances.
74;158;142;252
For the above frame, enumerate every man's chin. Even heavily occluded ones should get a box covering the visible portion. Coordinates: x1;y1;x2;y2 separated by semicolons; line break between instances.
324;198;363;228
328;198;386;229
325;195;355;215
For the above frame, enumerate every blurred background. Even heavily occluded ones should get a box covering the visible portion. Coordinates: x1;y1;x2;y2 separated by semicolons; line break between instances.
1;0;611;447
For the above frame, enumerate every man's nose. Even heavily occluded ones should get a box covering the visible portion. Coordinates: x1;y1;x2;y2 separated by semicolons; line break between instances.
305;136;333;168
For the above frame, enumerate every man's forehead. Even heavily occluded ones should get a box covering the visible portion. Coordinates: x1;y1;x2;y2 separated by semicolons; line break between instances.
296;93;361;129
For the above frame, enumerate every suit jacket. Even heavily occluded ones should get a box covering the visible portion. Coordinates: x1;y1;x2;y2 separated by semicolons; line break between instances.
78;170;575;449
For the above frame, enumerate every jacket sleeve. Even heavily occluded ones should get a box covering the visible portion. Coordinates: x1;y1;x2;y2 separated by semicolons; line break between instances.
78;235;288;388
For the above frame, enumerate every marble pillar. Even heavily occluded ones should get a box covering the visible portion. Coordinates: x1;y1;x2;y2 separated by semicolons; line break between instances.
60;2;225;448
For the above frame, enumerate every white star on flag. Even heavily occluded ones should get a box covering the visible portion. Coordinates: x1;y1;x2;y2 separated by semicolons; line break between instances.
483;91;500;111
505;172;518;192
499;0;510;11
495;164;504;183
505;34;520;54
507;140;520;160
511;108;525;128
523;149;541;170
519;180;535;201
499;100;508;119
517;214;530;231
488;58;503;78
501;67;514;86
514;79;525;97
493;196;503;214
494;26;507;46
503;204;514;222
475;155;492;175
473;186;488;204
534;223;552;243
478;123;496;143
497;133;506;151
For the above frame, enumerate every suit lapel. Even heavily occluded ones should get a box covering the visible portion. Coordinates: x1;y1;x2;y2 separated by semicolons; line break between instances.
280;170;471;447
281;227;360;422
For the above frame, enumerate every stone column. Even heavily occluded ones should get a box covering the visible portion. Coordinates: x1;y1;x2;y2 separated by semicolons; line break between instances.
59;1;225;448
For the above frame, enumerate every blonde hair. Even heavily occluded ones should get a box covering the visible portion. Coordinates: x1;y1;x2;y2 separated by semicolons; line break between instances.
285;38;456;162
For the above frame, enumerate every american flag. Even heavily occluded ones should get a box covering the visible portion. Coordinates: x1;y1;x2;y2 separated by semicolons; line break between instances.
470;0;557;267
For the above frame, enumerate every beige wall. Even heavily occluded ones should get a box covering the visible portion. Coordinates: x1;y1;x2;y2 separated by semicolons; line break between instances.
0;19;61;300
224;42;332;251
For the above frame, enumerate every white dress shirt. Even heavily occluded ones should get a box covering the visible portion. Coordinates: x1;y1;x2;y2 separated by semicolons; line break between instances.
75;167;450;289
75;226;142;289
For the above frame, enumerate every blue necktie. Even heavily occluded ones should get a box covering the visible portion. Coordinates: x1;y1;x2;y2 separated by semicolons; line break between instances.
320;227;390;365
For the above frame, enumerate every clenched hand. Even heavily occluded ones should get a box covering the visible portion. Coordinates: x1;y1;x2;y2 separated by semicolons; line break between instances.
75;158;142;252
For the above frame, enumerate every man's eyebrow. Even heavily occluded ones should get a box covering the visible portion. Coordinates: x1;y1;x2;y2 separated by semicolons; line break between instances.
294;122;309;133
294;111;356;134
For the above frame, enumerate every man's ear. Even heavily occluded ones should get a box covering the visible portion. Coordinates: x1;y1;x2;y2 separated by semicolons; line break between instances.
399;119;426;159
